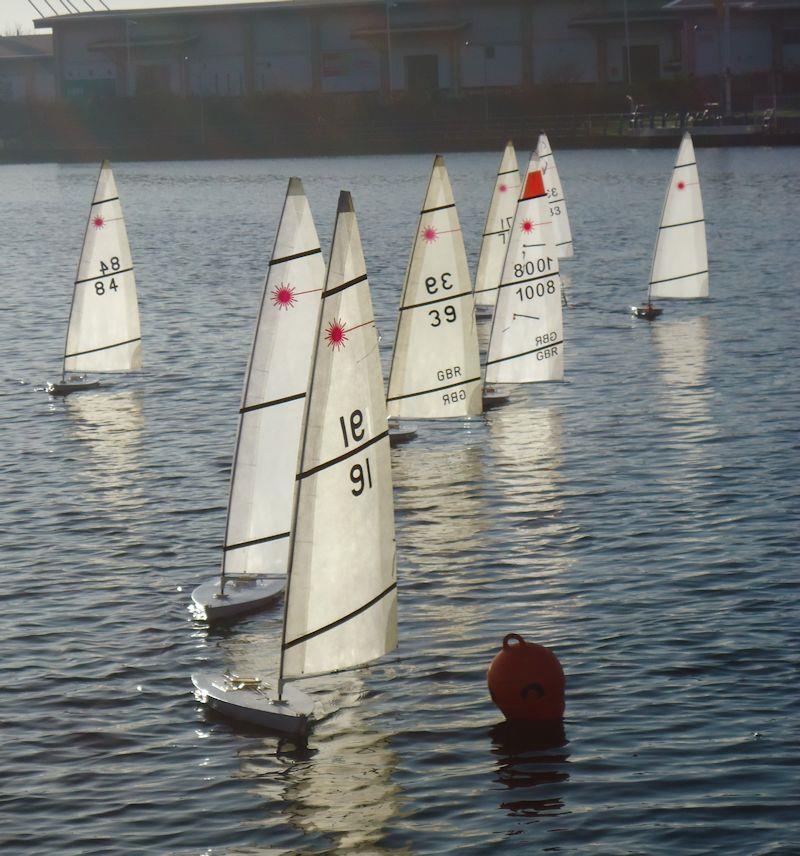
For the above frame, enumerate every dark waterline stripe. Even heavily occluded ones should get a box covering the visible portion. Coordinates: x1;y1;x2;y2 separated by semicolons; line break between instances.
240;391;305;414
283;581;397;650
297;430;389;480
75;266;133;285
65;337;140;359
323;273;367;298
269;247;321;267
659;218;704;231
420;203;454;215
650;269;708;286
387;375;481;402
487;339;563;366
224;531;290;552
402;289;472;311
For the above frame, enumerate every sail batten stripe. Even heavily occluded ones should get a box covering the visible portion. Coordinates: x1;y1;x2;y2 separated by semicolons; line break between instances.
487;339;564;366
650;269;708;286
240;392;305;414
75;266;133;285
549;197;565;204
658;218;704;230
420;203;454;214
498;271;557;290
498;169;518;176
224;531;290;551
65;337;140;359
91;196;119;206
269;247;321;266
401;289;472;311
674;161;697;169
283;581;397;650
387;375;481;402
483;229;509;237
297;430;389;480
323;273;367;298
555;240;573;247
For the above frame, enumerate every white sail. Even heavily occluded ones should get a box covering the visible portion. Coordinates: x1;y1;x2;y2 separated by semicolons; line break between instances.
649;133;708;300
64;161;141;373
222;178;325;579
387;155;482;418
474;141;521;308
486;155;564;384
536;133;574;259
281;191;396;681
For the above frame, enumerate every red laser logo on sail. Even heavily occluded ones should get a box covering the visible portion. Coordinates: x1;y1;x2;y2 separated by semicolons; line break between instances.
499;183;508;193
422;226;438;243
271;283;296;310
521;219;535;233
92;216;105;229
325;318;348;350
677;181;686;190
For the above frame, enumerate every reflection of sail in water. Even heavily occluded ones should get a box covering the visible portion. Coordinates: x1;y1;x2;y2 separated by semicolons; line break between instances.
279;701;402;851
651;316;714;444
65;390;144;500
487;403;569;549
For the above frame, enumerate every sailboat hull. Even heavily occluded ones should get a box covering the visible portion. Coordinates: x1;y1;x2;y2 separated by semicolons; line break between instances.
191;576;284;622
46;377;101;396
389;421;417;446
192;672;314;736
630;305;663;320
482;389;511;410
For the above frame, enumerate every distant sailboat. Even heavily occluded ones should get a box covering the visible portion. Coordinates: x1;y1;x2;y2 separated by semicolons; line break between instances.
387;155;483;419
485;154;565;384
474;141;521;314
191;178;325;623
47;161;141;395
632;132;708;320
536;133;574;260
193;191;397;735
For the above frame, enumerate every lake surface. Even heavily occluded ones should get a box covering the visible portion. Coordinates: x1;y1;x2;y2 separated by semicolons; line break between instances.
1;146;798;854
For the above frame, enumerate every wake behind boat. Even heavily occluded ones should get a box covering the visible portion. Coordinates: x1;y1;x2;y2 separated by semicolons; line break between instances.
190;177;325;623
47;160;141;396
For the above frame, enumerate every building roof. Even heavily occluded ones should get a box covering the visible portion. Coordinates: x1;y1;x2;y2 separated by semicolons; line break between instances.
663;0;800;10
0;33;53;60
33;0;387;29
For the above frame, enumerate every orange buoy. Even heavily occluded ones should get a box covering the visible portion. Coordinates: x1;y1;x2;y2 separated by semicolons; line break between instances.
487;633;565;723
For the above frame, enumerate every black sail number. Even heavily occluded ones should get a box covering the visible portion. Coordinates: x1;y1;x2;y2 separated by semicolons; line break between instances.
339;409;365;448
425;272;453;295
99;256;121;275
350;458;373;496
429;305;457;327
94;277;119;296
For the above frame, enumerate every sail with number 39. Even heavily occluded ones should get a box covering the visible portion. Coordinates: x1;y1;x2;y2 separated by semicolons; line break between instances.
485;153;565;384
474;141;521;309
387;155;482;419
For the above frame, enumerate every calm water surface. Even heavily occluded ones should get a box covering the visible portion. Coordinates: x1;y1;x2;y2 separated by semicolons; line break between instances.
0;147;798;854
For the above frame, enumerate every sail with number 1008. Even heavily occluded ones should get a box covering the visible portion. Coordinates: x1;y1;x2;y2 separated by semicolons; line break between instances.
48;161;141;395
190;178;325;622
192;191;396;735
387;155;482;419
485;154;565;384
474;141;521;309
536;133;574;260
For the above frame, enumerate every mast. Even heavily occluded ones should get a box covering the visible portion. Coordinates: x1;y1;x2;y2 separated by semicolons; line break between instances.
485;153;564;384
279;191;396;698
386;154;482;419
648;133;708;301
220;178;324;592
63;161;141;376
